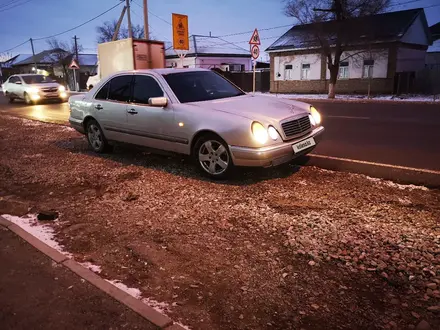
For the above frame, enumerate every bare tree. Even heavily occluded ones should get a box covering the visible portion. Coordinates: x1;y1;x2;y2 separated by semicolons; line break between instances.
96;20;145;43
46;38;83;86
283;0;391;98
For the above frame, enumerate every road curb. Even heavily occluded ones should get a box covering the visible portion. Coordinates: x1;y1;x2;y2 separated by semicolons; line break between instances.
0;215;177;329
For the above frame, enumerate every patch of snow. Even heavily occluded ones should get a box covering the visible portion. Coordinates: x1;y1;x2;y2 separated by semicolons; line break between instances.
1;214;72;257
106;280;142;298
59;126;76;132
141;297;170;314
20;118;44;126
80;262;102;273
365;176;429;191
254;92;440;102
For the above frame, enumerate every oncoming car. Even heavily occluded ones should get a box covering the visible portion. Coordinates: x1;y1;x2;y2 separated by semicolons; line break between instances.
68;68;324;178
2;74;68;104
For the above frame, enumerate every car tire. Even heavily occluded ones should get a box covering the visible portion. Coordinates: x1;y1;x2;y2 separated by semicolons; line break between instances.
86;119;113;153
24;92;33;105
193;133;234;179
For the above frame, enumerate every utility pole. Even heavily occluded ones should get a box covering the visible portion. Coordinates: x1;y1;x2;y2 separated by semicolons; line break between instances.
73;35;79;91
143;0;149;39
126;0;133;38
113;5;127;41
29;38;37;73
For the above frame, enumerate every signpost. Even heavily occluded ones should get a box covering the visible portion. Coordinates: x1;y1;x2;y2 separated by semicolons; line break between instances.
172;13;189;68
249;28;260;94
69;59;80;92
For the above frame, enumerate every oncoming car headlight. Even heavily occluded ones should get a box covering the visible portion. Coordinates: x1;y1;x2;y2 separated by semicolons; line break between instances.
29;87;39;95
58;85;66;92
251;122;268;144
310;106;322;125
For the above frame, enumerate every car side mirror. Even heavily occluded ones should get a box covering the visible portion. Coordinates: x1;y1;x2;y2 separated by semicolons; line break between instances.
15;81;22;84
148;97;167;107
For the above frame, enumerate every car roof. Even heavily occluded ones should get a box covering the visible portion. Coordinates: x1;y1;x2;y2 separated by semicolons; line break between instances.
120;68;211;76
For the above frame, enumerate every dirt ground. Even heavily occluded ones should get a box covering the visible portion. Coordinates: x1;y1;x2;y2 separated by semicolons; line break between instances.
0;115;439;330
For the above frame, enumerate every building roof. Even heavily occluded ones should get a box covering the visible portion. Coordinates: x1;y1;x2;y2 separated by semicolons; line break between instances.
77;54;98;66
165;35;250;58
266;8;429;52
0;54;32;68
14;48;69;65
428;39;440;53
431;22;440;40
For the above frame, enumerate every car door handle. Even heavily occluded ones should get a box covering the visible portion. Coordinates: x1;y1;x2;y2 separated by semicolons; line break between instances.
127;109;138;115
95;104;103;110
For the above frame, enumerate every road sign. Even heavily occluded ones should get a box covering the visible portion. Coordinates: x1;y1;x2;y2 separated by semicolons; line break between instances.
172;13;189;51
249;28;261;45
69;59;80;70
251;44;260;60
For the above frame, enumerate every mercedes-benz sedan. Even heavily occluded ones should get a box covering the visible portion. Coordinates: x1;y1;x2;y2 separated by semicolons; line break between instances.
68;68;324;178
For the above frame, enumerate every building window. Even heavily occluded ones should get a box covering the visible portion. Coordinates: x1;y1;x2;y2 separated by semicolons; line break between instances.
284;64;293;80
301;64;310;80
339;61;349;79
363;59;374;78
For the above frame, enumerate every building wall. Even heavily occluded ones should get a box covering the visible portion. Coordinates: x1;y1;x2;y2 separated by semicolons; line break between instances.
165;56;252;70
270;48;392;94
165;57;197;68
396;47;427;72
196;57;252;71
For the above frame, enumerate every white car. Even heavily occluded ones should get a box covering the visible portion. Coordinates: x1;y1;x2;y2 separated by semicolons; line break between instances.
2;74;68;104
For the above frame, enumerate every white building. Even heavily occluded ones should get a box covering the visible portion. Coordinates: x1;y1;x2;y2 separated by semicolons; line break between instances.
266;8;432;94
165;35;252;72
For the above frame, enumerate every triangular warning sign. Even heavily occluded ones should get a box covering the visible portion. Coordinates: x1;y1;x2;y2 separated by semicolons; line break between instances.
69;59;80;70
249;28;261;45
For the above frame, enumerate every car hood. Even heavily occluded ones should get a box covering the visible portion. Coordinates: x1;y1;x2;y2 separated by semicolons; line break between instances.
188;94;311;123
29;83;61;89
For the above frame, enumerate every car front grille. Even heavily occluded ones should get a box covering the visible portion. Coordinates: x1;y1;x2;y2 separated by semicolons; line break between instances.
281;115;312;138
41;87;58;93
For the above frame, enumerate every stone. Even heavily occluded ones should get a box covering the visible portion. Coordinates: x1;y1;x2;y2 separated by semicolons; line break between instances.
390;298;399;305
426;283;437;290
411;312;420;319
308;260;316;266
37;210;59;221
427;305;440;312
415;320;431;330
239;314;244;320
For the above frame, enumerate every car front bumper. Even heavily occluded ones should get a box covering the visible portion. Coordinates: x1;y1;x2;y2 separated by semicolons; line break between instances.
229;126;324;167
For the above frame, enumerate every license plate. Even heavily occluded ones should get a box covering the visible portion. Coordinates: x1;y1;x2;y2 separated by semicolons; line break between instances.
292;137;316;153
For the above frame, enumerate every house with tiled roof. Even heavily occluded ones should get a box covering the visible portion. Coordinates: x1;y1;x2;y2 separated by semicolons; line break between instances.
165;35;252;72
266;8;432;94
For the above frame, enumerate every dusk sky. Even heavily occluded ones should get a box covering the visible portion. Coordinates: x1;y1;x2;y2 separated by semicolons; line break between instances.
1;0;439;60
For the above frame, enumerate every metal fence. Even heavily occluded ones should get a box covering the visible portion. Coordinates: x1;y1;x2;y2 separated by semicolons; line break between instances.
395;66;440;97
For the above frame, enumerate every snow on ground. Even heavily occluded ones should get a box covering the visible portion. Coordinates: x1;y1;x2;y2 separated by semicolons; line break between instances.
2;214;72;258
254;92;440;102
1;213;187;327
79;262;102;273
364;176;429;191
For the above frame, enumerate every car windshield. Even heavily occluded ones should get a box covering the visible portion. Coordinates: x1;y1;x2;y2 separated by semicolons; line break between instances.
163;71;245;103
21;75;54;84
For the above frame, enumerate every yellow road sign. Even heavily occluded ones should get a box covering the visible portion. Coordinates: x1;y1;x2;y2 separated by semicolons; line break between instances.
172;13;189;51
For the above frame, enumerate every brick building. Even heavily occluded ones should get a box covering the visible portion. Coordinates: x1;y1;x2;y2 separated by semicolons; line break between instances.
266;8;432;94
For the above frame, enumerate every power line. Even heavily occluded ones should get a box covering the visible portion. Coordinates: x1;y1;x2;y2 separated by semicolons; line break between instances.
132;0;172;26
216;25;293;38
0;0;33;13
33;1;123;41
0;0;22;9
0;39;29;54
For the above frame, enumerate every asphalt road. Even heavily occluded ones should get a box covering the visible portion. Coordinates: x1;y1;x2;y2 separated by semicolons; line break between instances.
1;94;439;186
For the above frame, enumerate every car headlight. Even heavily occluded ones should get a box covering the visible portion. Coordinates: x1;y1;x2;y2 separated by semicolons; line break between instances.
251;122;268;144
29;87;39;94
58;86;66;92
268;126;279;140
310;106;322;125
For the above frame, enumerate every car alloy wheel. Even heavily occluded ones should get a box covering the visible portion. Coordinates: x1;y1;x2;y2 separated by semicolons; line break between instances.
198;139;230;176
87;122;104;151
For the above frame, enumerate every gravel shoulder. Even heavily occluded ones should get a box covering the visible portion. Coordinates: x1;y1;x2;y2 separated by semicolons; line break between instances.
0;115;439;330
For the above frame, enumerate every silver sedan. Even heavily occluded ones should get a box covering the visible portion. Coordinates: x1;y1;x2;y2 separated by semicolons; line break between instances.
68;68;324;178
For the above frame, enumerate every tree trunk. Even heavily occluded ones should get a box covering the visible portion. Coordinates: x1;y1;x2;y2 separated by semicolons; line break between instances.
328;66;338;99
